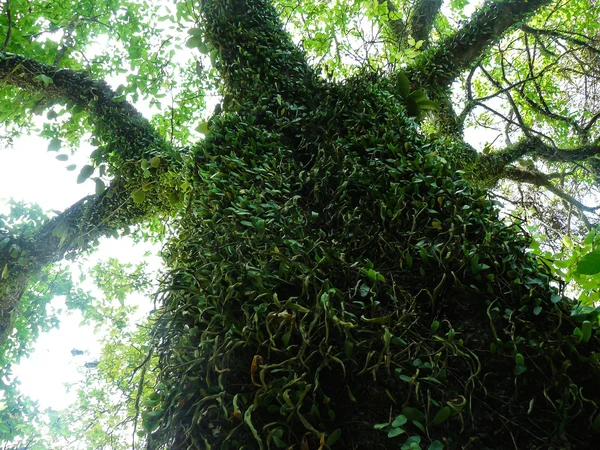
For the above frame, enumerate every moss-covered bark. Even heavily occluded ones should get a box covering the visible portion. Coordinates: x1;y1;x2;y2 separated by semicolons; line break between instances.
145;1;600;449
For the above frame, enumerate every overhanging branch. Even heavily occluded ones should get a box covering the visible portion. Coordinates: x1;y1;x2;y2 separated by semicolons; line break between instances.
407;0;552;90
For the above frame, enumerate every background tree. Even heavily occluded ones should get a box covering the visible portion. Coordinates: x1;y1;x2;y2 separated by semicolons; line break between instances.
3;0;600;448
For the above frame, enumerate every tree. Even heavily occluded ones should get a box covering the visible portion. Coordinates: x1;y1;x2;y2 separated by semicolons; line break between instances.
2;0;600;448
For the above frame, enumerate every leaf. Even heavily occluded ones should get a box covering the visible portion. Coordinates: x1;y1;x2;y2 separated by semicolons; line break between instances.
407;90;428;103
387;427;405;438
402;407;425;422
33;74;53;87
94;178;106;196
428;441;445;450
405;97;420;117
48;138;62;152
187;27;203;36
391;414;407;427
416;99;439;111
56;154;69;161
196;121;209;135
326;429;342;446
150;156;161;168
186;35;203;49
396;72;411;98
131;189;146;204
433;406;451;424
273;435;287;448
77;165;95;184
2;263;8;279
576;249;600;275
66;164;77;171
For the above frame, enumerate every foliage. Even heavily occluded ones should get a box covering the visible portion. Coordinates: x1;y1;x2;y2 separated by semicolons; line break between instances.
2;0;600;449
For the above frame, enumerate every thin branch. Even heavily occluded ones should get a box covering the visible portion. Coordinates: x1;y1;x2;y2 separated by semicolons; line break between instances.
521;24;600;57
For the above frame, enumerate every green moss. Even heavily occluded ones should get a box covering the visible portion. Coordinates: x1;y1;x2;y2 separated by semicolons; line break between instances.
146;69;600;449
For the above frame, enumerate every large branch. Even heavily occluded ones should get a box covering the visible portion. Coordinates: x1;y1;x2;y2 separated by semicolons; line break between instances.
409;0;443;48
503;166;598;229
0;53;176;341
200;0;317;104
407;0;552;90
478;136;600;173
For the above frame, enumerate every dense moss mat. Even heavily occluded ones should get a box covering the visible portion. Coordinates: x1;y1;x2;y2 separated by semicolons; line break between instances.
146;74;600;449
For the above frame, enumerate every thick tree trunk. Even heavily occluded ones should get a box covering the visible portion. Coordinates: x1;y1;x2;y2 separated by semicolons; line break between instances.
146;1;600;449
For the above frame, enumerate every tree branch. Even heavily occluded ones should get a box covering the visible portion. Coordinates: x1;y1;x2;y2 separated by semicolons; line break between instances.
407;0;552;90
408;0;443;48
504;166;599;227
0;53;176;340
521;24;600;57
200;0;318;104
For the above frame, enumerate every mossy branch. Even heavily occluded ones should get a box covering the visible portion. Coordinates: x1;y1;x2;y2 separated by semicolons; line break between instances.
0;52;177;339
409;0;443;48
407;0;552;90
199;0;318;104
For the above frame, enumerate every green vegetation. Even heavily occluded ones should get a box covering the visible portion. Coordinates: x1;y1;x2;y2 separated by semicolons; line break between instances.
2;0;600;448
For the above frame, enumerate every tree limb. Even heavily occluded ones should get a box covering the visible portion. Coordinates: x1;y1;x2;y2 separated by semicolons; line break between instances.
200;0;318;104
408;0;443;48
407;0;552;90
0;53;176;340
504;166;598;229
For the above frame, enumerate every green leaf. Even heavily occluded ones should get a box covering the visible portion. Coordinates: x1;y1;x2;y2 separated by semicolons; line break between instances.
428;441;445;450
407;90;428;103
187;27;203;36
2;263;8;279
66;164;77;171
397;72;411;98
94;178;106;196
391;414;407;427
433;406;451;424
196;121;209;135
402;407;425;422
576;249;600;275
514;364;527;376
56;154;69;161
387;427;405;438
48;138;62;152
582;320;592;343
150;156;161;168
186;35;203;48
326;428;342;446
272;435;287;448
77;165;95;184
405;97;420;117
415;99;439;111
131;189;146;204
33;74;53;87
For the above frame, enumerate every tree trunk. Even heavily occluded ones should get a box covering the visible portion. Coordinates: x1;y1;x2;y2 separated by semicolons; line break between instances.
145;1;600;449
